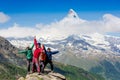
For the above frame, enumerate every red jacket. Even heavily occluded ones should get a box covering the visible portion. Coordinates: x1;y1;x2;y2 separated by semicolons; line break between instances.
33;38;43;58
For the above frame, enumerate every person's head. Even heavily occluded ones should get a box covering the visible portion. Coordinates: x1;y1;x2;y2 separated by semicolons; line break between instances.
26;46;29;50
37;43;41;48
47;48;51;52
41;44;45;49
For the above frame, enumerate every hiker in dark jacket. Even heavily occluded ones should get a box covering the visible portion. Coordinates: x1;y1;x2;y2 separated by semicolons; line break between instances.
18;43;34;73
44;48;59;71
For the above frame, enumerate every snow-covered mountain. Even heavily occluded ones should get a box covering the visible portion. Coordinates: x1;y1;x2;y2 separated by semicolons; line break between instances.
60;9;86;24
7;33;120;55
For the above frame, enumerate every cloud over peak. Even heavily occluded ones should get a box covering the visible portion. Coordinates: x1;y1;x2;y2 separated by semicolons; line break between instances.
103;14;120;32
0;12;10;23
0;9;120;40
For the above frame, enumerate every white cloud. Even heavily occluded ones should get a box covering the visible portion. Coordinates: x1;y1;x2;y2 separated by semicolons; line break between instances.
0;10;120;40
37;13;120;40
103;14;120;32
0;23;40;38
0;12;10;23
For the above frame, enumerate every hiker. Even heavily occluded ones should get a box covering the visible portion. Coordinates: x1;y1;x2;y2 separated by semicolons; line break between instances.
18;43;34;73
32;36;43;74
39;44;46;73
44;48;59;71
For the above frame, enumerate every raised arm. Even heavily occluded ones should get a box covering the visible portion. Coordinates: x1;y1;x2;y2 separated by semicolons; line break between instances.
18;50;27;54
29;43;34;49
51;51;59;55
34;36;38;49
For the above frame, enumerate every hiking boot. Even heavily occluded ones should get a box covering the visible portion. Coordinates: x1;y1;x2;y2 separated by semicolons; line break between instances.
41;70;44;73
38;73;42;75
50;70;54;73
27;72;31;74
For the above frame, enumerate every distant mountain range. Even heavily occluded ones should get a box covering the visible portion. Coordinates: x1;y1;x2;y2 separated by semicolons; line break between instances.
7;33;120;55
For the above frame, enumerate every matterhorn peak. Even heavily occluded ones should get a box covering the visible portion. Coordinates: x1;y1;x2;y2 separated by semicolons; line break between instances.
67;9;79;19
59;9;86;24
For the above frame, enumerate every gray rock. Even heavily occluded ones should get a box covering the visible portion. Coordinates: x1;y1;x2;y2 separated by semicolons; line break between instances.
18;69;66;80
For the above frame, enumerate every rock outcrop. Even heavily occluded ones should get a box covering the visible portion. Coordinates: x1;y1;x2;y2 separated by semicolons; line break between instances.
18;69;66;80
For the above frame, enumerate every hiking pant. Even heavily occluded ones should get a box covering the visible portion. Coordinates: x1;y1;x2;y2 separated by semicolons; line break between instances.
27;59;32;72
32;57;40;73
44;60;53;71
40;60;45;73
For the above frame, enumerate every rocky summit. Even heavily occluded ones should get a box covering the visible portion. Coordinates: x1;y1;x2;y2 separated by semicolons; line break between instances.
18;69;66;80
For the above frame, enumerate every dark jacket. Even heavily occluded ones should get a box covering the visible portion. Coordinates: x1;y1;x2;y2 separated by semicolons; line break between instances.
46;51;59;60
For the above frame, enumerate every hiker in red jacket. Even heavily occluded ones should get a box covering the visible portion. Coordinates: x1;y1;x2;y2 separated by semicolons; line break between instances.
32;36;43;74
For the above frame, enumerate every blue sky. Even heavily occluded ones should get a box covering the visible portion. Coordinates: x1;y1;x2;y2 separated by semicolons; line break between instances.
0;0;120;38
0;0;120;25
0;0;120;13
